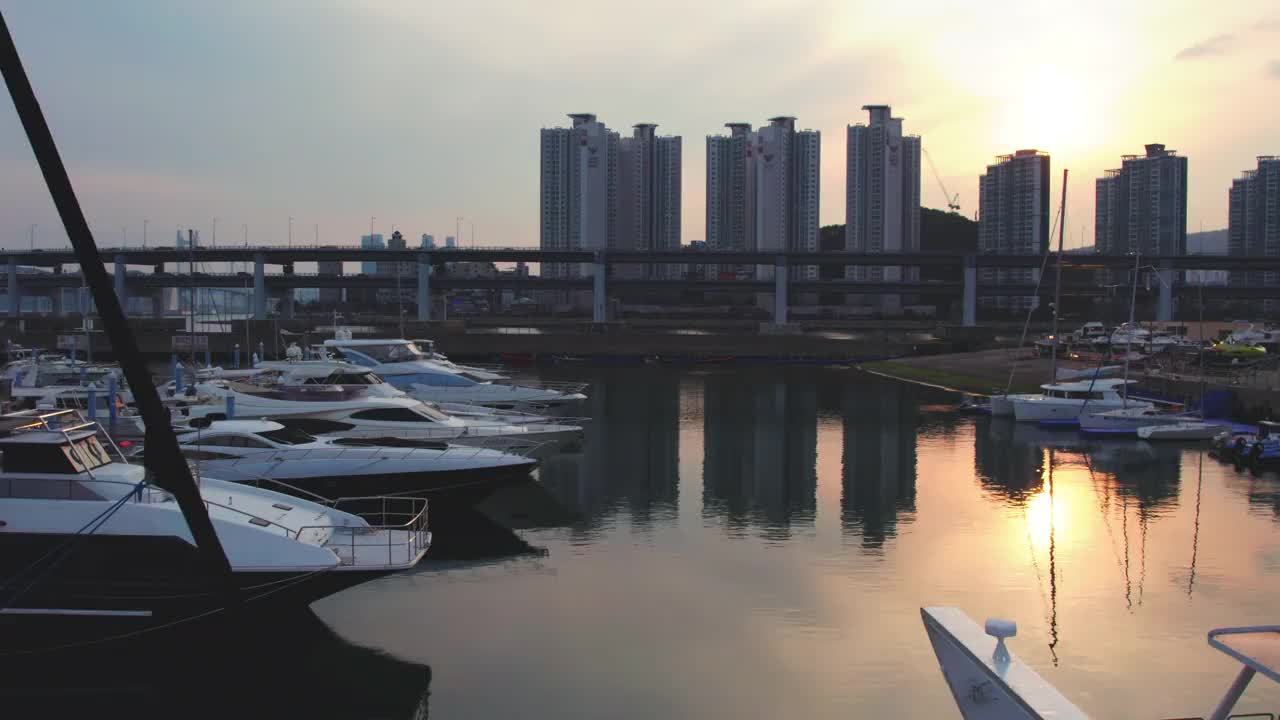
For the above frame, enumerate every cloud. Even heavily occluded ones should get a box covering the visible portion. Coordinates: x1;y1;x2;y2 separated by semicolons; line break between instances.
1269;60;1280;78
1254;18;1280;31
1175;33;1236;59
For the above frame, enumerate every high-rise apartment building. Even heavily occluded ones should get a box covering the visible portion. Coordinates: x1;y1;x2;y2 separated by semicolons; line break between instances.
845;105;921;314
540;113;620;281
360;233;384;276
704;117;820;281
421;234;435;249
617;124;682;278
978;149;1051;312
1228;156;1280;299
1094;144;1188;257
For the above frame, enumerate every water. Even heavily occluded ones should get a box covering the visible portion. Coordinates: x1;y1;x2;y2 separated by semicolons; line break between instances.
11;366;1280;718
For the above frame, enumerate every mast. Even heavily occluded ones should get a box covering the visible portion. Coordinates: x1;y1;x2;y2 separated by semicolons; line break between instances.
1122;248;1139;404
0;12;233;579
1049;169;1067;384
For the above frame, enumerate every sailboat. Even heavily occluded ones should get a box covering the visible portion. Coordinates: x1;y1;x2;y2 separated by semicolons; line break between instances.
0;15;428;653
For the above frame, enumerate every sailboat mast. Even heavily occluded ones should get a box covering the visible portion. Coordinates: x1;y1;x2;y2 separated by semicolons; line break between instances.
1049;169;1067;384
0;13;233;579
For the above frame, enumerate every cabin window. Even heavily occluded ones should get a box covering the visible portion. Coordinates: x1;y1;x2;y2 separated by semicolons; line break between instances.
256;427;317;446
351;407;431;423
336;343;422;363
195;435;273;449
1;436;112;473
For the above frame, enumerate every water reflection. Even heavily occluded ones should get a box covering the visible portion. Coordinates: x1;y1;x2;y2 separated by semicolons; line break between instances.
537;371;680;529
839;378;918;549
702;373;817;537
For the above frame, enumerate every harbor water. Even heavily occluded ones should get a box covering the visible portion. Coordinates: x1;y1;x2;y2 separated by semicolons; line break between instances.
13;366;1280;718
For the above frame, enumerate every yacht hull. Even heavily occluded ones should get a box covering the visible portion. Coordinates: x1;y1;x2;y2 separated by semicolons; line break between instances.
0;532;399;656
219;463;535;501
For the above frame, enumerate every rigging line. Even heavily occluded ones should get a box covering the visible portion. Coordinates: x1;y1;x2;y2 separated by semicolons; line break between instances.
0;478;147;609
1188;451;1204;597
1084;451;1126;576
1002;213;1060;396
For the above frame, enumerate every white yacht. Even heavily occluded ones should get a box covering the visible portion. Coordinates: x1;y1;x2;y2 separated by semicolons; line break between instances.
1009;379;1149;423
923;606;1279;720
0;410;429;646
1225;322;1280;348
322;337;587;407
184;363;584;451
1077;404;1189;434
411;338;508;382
171;419;538;498
1068;322;1108;344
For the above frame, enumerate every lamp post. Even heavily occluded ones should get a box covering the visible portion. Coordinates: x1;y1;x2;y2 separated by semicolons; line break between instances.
143;218;148;249
288;216;293;248
29;223;36;250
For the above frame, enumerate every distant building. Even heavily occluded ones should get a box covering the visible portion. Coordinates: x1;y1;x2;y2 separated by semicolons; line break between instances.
845;105;922;314
377;230;415;305
421;234;435;249
444;235;456;249
617;123;682;279
1095;143;1188;257
704;117;820;282
978;149;1051;312
1228;156;1280;300
318;260;343;305
360;233;384;275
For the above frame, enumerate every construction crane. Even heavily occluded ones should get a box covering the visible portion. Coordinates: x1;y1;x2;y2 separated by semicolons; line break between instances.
923;147;961;213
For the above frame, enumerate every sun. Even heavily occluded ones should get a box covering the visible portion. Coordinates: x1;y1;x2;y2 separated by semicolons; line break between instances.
993;69;1103;162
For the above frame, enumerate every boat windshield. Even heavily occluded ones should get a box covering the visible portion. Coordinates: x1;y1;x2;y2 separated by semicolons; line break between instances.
337;343;423;363
256;427;317;446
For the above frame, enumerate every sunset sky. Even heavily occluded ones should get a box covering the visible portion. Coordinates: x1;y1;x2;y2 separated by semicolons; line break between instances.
1;1;1277;251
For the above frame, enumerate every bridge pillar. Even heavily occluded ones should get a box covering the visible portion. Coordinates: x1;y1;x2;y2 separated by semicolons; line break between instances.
6;259;19;316
113;255;127;312
1157;258;1175;322
152;289;165;319
417;254;431;321
962;254;976;327
773;255;788;324
281;292;295;320
592;251;606;323
253;252;266;320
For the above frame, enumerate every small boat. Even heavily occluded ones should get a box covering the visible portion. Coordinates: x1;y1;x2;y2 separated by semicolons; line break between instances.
1078;405;1189;435
1207;341;1266;360
923;606;1280;720
1137;421;1221;441
957;394;992;414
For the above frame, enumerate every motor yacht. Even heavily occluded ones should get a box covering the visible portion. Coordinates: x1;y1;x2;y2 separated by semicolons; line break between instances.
181;363;585;451
322;337;587;407
410;338;508;382
171;419;538;498
0;410;429;648
1077;404;1190;435
1009;379;1149;423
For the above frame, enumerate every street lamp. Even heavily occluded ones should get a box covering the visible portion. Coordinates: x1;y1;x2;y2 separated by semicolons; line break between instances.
143;218;148;249
29;223;36;250
288;216;293;248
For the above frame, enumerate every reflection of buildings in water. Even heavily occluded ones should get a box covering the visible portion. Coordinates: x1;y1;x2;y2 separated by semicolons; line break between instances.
536;373;680;528
975;417;1044;504
840;379;918;548
1085;443;1181;512
702;374;818;534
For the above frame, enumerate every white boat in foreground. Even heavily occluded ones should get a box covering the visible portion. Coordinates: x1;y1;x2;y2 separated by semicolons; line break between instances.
923;606;1280;720
1137;421;1222;441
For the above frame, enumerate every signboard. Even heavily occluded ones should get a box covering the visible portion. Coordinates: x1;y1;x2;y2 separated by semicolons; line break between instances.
56;335;79;350
171;335;209;351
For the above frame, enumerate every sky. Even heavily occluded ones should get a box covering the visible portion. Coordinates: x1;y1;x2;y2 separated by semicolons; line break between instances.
1;0;1277;252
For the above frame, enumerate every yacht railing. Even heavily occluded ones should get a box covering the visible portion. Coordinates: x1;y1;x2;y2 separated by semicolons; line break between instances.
296;495;430;568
